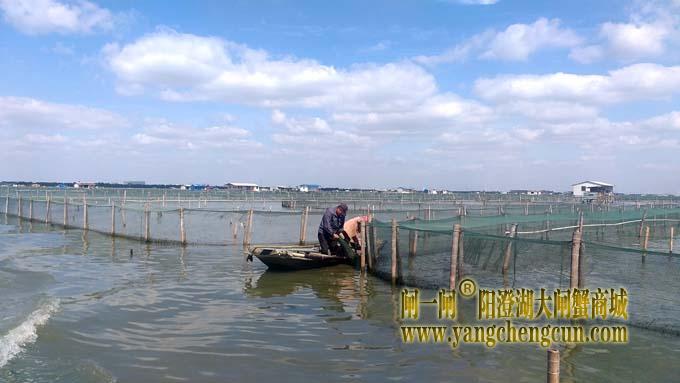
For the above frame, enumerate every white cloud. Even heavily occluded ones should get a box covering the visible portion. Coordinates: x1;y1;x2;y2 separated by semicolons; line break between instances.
641;110;680;130
600;21;670;59
497;101;599;122
413;30;494;65
105;29;437;113
569;1;679;63
330;93;494;134
0;0;115;35
270;110;371;149
23;133;68;144
0;96;128;131
104;29;505;145
568;45;604;64
474;63;680;104
481;18;581;61
132;121;260;150
415;18;580;64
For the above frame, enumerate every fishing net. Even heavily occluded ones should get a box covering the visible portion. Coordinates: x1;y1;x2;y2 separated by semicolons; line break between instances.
3;190;680;334
366;207;680;334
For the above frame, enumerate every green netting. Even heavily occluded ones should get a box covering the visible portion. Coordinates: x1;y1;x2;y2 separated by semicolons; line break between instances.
365;209;680;335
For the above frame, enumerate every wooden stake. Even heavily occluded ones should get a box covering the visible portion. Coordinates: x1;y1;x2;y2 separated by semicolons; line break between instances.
4;196;8;215
299;206;309;245
29;198;33;221
371;217;377;270
670;226;674;253
502;224;518;274
570;229;582;289
547;348;560;383
450;224;461;289
243;209;253;247
458;230;464;280
359;221;366;271
144;203;150;242
18;196;22;217
391;218;398;284
179;207;186;245
45;196;51;224
231;220;238;240
63;198;68;226
111;201;116;236
639;209;647;238
643;225;650;252
83;197;88;230
408;218;418;256
366;220;373;271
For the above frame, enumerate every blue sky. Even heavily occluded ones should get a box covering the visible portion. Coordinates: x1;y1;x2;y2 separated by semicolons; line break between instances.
1;0;679;193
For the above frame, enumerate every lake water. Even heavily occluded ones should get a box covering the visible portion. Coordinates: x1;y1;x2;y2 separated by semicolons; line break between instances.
1;214;679;382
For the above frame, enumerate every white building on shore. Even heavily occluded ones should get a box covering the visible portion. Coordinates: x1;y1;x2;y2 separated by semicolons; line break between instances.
572;181;614;197
225;182;260;192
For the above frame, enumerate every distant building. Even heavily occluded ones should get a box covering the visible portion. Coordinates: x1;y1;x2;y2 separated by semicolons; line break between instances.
509;190;543;196
394;187;416;194
225;182;260;192
298;184;320;192
572;181;614;197
276;186;297;192
73;182;96;189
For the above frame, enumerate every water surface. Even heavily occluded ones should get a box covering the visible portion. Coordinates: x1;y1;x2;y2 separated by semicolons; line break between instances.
1;216;678;382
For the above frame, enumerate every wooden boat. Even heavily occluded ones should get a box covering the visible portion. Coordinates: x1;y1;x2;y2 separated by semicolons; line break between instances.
248;244;354;270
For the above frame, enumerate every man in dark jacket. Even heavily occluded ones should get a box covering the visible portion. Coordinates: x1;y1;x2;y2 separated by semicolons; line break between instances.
318;203;348;255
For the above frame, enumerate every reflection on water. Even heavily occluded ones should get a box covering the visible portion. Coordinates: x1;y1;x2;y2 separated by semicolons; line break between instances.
0;215;679;382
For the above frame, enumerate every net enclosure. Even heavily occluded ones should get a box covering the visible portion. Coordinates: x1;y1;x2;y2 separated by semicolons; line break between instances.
3;189;680;335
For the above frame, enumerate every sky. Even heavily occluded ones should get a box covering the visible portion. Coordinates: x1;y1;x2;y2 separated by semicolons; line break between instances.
0;0;679;193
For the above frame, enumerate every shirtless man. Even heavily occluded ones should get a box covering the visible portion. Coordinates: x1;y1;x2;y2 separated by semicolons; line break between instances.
341;215;371;249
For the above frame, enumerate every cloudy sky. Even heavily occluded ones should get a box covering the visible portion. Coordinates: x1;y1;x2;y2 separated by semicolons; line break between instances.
1;0;679;193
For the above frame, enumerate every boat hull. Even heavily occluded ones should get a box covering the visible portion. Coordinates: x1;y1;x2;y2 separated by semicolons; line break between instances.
250;245;354;271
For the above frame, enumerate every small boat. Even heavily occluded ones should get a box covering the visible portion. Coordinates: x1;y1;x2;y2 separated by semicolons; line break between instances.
248;244;355;271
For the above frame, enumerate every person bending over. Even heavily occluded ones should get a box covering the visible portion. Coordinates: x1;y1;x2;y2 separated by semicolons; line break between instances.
318;203;348;255
341;215;371;250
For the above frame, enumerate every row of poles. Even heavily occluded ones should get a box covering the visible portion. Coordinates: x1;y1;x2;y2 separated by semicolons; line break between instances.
6;194;678;254
4;195;261;247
